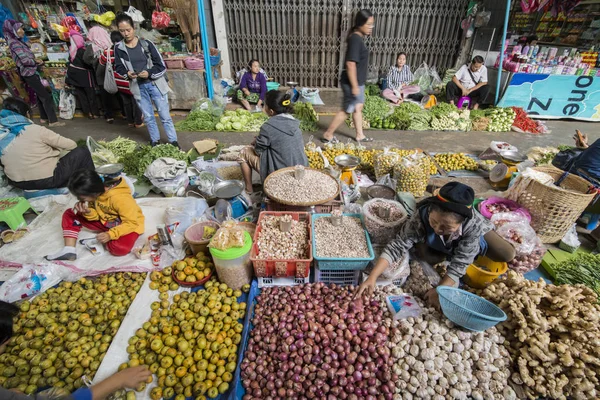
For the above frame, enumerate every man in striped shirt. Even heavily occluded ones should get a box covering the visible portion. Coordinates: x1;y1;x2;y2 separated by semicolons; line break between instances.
382;53;421;104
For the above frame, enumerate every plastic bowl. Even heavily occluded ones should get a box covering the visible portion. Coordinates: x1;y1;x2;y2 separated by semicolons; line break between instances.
172;267;213;287
464;256;508;289
436;286;507;332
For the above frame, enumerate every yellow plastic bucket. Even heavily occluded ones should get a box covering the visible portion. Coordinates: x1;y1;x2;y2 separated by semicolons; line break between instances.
464;256;508;289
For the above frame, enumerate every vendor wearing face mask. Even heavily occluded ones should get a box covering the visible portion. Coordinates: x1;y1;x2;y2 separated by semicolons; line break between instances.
356;182;516;309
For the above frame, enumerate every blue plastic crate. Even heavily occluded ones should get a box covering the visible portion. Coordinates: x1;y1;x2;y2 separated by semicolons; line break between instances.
312;213;374;270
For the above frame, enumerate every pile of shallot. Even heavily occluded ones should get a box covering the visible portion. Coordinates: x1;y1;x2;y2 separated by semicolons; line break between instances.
240;283;396;399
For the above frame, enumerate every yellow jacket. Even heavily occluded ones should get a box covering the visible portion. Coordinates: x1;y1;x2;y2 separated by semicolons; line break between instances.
83;179;145;240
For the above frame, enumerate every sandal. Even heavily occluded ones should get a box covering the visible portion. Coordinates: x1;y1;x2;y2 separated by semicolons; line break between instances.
320;136;339;144
356;136;374;143
106;118;114;124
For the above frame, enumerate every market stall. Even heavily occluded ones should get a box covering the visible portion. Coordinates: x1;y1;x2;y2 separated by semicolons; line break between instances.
494;1;600;120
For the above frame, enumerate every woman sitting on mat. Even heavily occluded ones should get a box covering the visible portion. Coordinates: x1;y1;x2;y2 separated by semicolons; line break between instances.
356;182;516;309
238;59;267;111
239;90;308;193
382;52;421;104
46;169;145;261
0;97;94;191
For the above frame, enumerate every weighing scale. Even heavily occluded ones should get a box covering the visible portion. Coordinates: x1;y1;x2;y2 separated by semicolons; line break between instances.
489;151;529;190
212;180;251;221
286;81;300;103
334;154;362;203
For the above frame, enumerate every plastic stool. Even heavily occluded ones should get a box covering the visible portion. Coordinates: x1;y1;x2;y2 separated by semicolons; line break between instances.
457;96;471;109
0;197;36;230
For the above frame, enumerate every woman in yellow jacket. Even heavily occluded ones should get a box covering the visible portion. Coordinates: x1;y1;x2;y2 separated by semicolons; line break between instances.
46;169;145;260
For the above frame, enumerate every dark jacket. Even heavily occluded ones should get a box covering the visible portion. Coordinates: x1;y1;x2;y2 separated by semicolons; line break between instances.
83;45;106;87
66;46;95;88
254;113;308;182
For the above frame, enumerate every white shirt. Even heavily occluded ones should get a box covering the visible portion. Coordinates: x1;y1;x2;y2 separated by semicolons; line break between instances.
455;64;488;90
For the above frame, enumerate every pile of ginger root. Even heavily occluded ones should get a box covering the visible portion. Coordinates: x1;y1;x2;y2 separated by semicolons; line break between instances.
481;270;600;400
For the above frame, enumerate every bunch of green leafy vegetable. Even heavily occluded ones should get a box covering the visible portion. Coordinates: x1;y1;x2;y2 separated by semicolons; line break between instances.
554;253;600;298
175;109;218;132
294;102;319;132
363;95;391;123
119;144;188;178
408;110;432;131
469;109;487;120
99;137;138;158
430;103;458;118
365;84;381;96
215;109;267;132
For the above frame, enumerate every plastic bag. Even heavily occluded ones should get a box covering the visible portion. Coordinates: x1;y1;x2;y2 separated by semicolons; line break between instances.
103;50;118;94
192;159;243;181
152;0;171;29
490;141;518;153
208;219;246;251
496;220;538;256
299;88;324;105
394;155;429;197
59;89;75;120
126;6;145;23
490;210;531;228
363;198;407;244
375;148;399;179
0;263;77;303
411;62;443;95
382;252;411;280
165;197;209;233
386;294;422;320
559;223;580;253
148;174;188;197
474;10;491;27
87;136;119;166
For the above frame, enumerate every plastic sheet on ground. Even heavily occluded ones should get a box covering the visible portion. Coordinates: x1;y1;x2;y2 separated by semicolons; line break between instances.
0;197;200;276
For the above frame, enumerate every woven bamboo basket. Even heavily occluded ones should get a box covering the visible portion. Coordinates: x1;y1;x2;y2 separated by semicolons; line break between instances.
263;167;340;207
508;166;596;243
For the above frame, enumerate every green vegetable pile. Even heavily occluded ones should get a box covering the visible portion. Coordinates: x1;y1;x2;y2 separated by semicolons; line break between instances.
175;109;218;132
294;102;319;132
99;137;138;158
363;95;391;124
366;84;381;96
387;102;421;130
408;110;432;131
486;107;516;132
469;109;487;120
554;253;600;298
120;144;188;178
430;103;458;118
215;109;268;132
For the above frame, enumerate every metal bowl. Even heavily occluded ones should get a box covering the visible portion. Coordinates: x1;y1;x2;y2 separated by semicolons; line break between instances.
334;154;361;169
212;180;244;199
96;163;124;178
499;150;526;164
286;81;299;87
367;184;396;200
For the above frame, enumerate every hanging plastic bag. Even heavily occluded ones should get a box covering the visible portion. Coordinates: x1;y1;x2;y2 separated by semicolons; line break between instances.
126;6;145;23
299;88;324;105
152;0;171;29
208;219;246;250
87;136;119;166
59;89;76;120
103;50;118;94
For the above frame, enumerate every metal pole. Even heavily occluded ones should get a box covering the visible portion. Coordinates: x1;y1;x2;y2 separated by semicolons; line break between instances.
495;0;512;105
197;0;214;99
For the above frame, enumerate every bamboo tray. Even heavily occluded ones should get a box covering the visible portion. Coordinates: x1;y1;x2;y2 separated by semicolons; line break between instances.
263;167;340;207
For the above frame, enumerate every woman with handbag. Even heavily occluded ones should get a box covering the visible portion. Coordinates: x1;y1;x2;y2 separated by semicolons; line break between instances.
2;19;64;127
84;25;120;123
66;30;100;119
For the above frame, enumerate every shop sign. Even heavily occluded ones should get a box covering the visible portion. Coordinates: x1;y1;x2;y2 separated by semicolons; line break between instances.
498;73;600;121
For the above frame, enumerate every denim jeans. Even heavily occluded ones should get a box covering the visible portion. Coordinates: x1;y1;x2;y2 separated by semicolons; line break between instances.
137;83;177;143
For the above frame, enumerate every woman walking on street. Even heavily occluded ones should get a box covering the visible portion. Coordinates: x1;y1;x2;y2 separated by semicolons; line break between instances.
84;25;119;123
2;19;64;127
114;13;179;148
66;30;100;119
103;31;144;128
322;10;374;143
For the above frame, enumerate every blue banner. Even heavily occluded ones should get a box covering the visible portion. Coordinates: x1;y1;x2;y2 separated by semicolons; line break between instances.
498;73;600;121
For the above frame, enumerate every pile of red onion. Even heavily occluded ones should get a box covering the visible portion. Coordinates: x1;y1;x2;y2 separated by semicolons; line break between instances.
240;283;396;400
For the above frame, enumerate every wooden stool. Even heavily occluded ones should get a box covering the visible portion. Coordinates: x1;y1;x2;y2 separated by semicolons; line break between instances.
0;197;36;230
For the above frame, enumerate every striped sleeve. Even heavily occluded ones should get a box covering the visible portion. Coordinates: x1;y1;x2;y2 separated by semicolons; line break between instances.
387;66;400;90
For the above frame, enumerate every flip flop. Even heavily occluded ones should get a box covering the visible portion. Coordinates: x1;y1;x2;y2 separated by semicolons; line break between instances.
356;137;374;143
320;136;339;144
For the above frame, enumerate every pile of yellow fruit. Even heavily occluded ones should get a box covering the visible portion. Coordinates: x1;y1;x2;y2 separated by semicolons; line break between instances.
124;279;247;399
434;153;478;171
0;273;146;395
150;252;214;290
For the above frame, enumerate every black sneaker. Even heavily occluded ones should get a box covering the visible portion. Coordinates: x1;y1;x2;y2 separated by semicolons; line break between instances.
170;141;180;149
151;141;160;147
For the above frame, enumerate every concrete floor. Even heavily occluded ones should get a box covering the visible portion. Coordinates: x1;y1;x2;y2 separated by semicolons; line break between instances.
52;113;600;153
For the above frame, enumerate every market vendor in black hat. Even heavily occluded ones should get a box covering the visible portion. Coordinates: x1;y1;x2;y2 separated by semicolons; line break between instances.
356;182;516;309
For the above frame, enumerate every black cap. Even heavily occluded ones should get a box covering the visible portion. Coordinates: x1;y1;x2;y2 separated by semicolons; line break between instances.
430;182;474;218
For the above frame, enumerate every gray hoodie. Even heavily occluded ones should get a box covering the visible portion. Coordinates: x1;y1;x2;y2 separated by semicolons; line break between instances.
254;114;308;182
